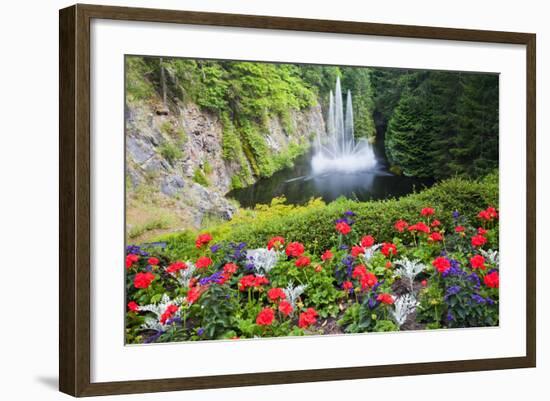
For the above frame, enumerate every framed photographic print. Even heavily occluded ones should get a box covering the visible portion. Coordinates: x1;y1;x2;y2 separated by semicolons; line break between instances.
59;4;536;397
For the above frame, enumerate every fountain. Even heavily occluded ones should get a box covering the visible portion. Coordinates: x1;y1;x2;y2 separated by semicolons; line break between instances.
312;77;377;174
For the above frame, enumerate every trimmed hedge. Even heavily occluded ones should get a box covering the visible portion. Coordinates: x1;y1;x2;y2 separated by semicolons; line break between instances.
158;172;498;260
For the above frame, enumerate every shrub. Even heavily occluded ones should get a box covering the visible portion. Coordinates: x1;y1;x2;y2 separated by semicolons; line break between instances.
159;142;182;164
193;167;209;187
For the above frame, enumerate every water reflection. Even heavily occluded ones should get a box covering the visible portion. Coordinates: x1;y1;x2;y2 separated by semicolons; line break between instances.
227;153;434;208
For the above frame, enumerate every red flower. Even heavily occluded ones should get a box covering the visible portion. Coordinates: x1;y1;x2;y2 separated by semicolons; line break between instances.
195;233;213;248
160;304;179;324
166;261;187;273
134;272;155;289
484;271;499;288
148;257;159;266
295;256;311;267
428;232;444;242
342;281;353;290
256;308;275;326
471;235;487;247
385;261;393;269
321;250;333;261
187;286;205;304
127;301;139;312
125;254;139;269
238;274;269;291
470;254;486;270
298;308;318;328
455;225;465;233
278;300;293;316
394;220;409;232
421;207;435;216
196;256;213;269
351;245;365;258
335;221;351;235
267;287;286;302
431;219;441;227
408;222;431;234
477;227;488;235
377;293;395;305
381;242;397;257
223;263;238;275
478;207;498;221
352;265;378;290
432;257;451;273
286;242;305;258
314;265;323;273
267;236;285;250
360;235;376;248
421;279;428;287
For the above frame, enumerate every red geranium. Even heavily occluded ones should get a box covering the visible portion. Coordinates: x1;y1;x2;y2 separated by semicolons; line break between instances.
394;220;409;232
127;301;139;312
351;245;365;258
295;256;311;267
278;300;293;316
256;308;275;326
432;257;451;273
429;232;444;242
238;274;269;291
134;272;155;289
125;254;139;269
478;207;498;221
385;261;393;269
360;235;376;248
148;257;159;266
321;250;333;261
381;242;397;258
431;219;441;227
408;222;431;234
223;262;238;275
352;265;378;290
477;227;488;235
298;308;318;328
342;281;353;291
160;304;179;324
166;261;187;273
377;293;395;305
267;287;286;302
285;242;305;258
335;221;351;235
470;254;486;270
187;286;205;304
421;207;435;216
196;256;213;269
195;233;213;248
267;236;285;250
455;225;465;233
471;234;487;247
484;271;499;288
421;279;428;287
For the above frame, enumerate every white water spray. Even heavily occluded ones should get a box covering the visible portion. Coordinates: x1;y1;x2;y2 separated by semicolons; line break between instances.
312;77;377;174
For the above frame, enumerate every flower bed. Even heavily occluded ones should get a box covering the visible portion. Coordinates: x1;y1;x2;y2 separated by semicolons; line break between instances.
125;205;499;343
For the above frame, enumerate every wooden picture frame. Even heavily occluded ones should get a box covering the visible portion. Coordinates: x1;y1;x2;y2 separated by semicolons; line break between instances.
59;3;536;397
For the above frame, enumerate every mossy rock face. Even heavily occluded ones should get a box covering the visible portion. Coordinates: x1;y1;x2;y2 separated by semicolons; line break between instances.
389;165;403;176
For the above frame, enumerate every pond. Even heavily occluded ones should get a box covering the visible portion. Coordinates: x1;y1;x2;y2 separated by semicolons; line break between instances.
227;146;435;208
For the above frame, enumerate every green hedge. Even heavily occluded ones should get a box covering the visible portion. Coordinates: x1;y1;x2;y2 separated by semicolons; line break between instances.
157;172;498;260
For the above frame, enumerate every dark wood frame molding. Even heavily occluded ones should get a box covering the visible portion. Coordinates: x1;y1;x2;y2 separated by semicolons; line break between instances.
59;3;536;397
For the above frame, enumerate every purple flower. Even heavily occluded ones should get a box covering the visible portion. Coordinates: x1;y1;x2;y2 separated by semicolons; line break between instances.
245;263;255;272
486;297;495;306
126;245;149;257
210;243;221;253
368;297;379;310
144;331;163;343
199;271;224;285
452;210;460;219
471;294;486;304
344;210;355;217
197;328;204;336
445;285;461;298
165;317;182;326
446;311;454;322
466;273;481;289
442;260;466;278
339;244;349;250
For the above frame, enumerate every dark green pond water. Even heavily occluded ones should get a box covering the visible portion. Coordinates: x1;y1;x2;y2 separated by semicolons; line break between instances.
227;148;435;207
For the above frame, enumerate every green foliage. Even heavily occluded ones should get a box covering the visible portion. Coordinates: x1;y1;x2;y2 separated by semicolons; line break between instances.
383;71;498;179
203;160;213;174
160;173;498;259
126;57;155;102
159;142;182;164
193;167;210;187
